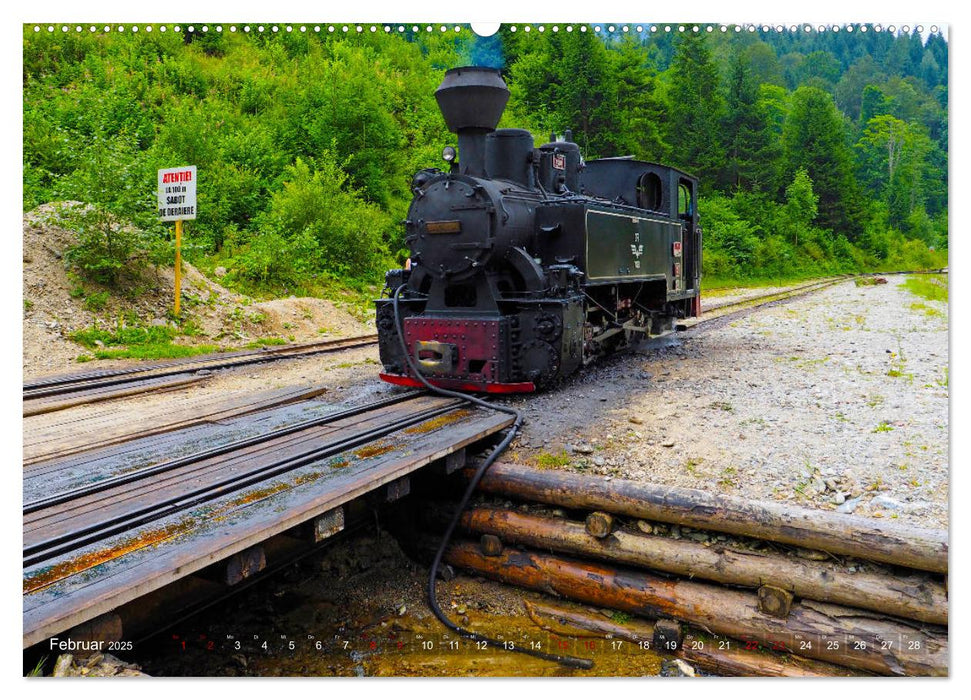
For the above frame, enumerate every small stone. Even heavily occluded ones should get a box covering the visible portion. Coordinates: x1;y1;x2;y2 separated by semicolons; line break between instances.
660;659;697;677
53;654;74;677
833;492;846;505
837;497;862;514
636;520;653;534
397;605;407;616
457;605;466;615
824;478;838;491
794;548;829;561
661;440;675;448
100;654;124;673
629;416;644;425
593;456;605;467
84;653;104;668
871;495;904;511
575;444;594;455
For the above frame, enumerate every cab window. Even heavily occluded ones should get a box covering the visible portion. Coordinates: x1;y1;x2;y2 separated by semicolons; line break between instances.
678;180;694;218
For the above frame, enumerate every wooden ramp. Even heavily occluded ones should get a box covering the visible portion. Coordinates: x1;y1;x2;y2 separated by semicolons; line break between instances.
23;389;513;647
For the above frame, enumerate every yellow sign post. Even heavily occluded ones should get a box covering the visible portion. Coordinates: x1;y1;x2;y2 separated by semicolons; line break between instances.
174;219;183;316
157;165;197;316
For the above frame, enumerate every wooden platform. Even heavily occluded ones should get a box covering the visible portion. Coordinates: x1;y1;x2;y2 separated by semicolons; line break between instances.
23;389;513;647
23;384;329;465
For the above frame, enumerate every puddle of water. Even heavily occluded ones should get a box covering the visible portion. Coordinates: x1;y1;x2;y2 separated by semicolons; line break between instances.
227;610;665;678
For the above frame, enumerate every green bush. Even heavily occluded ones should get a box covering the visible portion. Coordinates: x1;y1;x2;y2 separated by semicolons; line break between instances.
84;291;110;312
252;156;393;280
57;134;168;286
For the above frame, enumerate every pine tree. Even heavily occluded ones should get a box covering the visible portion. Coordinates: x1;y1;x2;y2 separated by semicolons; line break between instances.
557;30;615;156
723;53;781;193
665;32;726;191
608;35;666;160
860;85;892;126
782;86;861;235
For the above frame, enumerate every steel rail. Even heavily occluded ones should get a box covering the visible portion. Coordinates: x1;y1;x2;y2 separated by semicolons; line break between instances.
23;390;422;515
23;334;379;397
24;399;466;567
699;277;846;314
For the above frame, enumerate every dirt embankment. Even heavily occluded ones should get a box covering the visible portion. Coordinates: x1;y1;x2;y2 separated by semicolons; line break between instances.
22;203;374;379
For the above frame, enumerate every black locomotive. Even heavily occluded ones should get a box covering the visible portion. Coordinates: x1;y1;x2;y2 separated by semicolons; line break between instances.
376;66;701;393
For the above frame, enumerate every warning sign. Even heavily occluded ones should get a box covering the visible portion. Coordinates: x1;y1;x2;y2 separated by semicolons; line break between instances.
157;166;197;221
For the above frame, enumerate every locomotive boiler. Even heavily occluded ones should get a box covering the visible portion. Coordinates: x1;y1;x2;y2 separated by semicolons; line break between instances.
376;66;702;393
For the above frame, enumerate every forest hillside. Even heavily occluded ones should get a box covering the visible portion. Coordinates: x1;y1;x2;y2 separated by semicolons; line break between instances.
23;23;947;303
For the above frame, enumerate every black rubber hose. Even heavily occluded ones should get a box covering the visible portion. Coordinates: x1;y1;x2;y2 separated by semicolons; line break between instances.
392;285;593;670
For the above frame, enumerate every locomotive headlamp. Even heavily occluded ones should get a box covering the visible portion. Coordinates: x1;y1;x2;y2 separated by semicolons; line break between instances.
442;145;457;163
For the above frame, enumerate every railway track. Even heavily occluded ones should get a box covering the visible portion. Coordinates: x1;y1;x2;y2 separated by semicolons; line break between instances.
679;276;847;332
22;334;378;415
680;270;944;334
689;269;946;329
23;388;515;647
24;390;445;569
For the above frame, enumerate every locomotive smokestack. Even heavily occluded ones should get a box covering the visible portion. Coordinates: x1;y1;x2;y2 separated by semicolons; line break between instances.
435;66;509;177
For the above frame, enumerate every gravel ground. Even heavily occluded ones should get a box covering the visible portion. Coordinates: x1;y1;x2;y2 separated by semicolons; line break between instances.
506;276;949;530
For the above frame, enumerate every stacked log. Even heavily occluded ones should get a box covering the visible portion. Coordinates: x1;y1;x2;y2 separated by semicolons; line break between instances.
522;599;864;677
464;462;948;573
437;505;946;625
425;462;949;676
441;541;947;676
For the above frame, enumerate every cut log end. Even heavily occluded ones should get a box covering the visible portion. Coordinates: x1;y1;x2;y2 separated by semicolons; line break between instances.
480;534;503;557
585;512;615;539
758;585;795;619
654;618;683;652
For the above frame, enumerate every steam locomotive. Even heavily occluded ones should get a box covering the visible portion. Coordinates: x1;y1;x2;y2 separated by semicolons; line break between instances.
376;66;702;393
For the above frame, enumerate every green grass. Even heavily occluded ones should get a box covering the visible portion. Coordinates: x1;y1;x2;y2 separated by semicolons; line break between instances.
91;343;221;361
71;325;178;348
535;450;571;470
910;301;944;317
23;298;33;311
26;655;47;677
902;274;948;303
873;421;894;433
70;323;221;361
245;337;289;348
